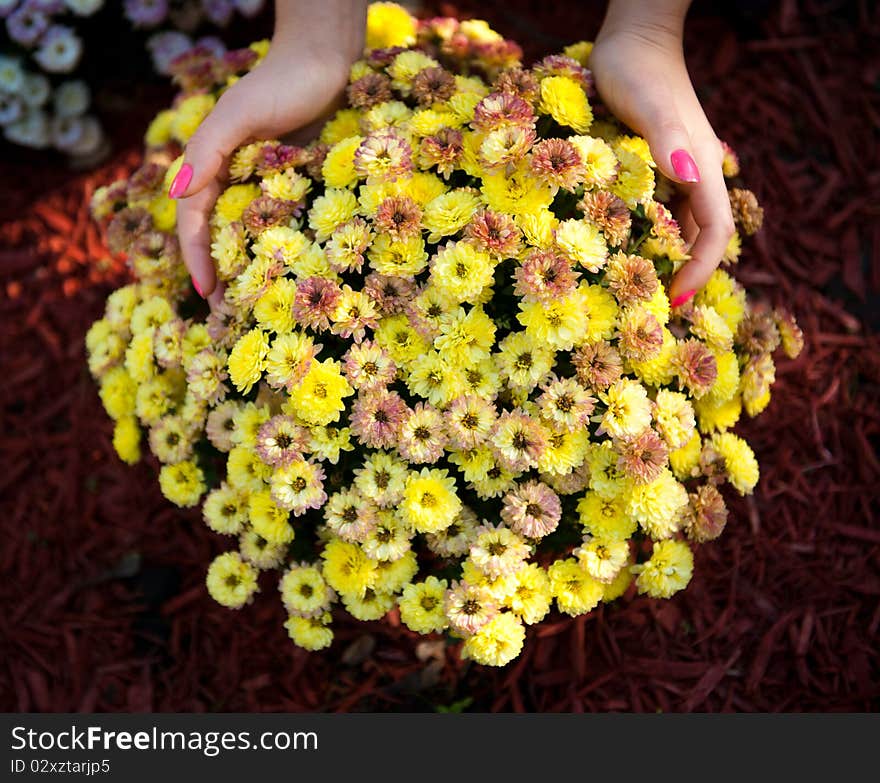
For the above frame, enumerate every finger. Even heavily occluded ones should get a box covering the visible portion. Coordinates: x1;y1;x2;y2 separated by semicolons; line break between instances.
669;140;735;303
176;180;221;297
673;199;699;248
626;78;702;186
169;89;254;199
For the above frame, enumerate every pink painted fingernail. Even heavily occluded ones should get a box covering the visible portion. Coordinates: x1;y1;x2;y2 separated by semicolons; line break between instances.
168;163;193;199
192;275;204;298
670;149;700;183
671;289;696;308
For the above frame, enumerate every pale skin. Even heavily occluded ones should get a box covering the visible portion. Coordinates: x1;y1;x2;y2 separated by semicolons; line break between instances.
171;0;734;308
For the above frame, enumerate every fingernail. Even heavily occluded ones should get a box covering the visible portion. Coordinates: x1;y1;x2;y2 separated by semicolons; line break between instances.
168;163;193;199
671;289;696;308
192;275;204;298
670;149;700;183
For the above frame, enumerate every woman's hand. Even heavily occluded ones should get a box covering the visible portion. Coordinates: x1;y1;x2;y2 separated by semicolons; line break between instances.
169;0;367;306
591;0;735;306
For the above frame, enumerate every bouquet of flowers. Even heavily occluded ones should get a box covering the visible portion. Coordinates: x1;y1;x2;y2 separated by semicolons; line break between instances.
86;2;802;666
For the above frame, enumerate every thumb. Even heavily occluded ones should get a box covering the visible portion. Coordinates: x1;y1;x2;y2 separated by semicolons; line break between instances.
628;84;700;186
168;90;253;199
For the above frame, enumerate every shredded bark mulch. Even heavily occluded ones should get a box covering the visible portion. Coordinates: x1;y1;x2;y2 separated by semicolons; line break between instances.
1;1;877;711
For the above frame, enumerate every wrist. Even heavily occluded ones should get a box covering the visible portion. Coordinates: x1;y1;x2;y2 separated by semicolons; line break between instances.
596;0;689;50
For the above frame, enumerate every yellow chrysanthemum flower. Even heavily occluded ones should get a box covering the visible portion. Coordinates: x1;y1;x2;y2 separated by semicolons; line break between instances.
285;613;334;651
398;576;449;634
288;358;353;426
709;431;759;495
112;415;141;465
227;328;269;394
366;1;417;50
461;612;526;667
206;552;259;609
158;459;205;508
170;93;215;143
400;468;462;533
548;558;605;616
634;540;693;599
539;75;592;133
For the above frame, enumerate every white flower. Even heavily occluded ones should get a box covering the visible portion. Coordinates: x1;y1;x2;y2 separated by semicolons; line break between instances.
21;73;51;107
52;114;85;151
65;0;105;15
146;30;191;75
54;80;90;117
33;26;83;74
234;0;265;17
0;94;24;126
4;109;51;149
0;57;24;94
64;115;103;157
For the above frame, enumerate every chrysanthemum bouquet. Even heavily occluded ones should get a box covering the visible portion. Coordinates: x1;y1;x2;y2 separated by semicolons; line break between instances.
86;3;802;666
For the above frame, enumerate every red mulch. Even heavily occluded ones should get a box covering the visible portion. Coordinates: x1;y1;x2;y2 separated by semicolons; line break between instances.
1;1;878;712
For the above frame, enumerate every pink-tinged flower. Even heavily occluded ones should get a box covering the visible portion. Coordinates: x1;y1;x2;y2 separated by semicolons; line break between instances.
326;218;373;274
221;46;259;75
124;0;168;28
572;340;624;391
616;428;669;484
720;139;740;177
540;462;591;496
514;249;579;303
578;190;631;247
367;46;406;68
324;488;377;543
363;273;417;315
205;402;238;452
411;66;456;106
330;286;379;343
241;195;296;234
342;339;397;391
445;394;497;450
398;402;447;464
186;348;229;405
130;229;173;266
493;67;540;102
773;308;804;359
537;376;596;432
479;124;536;169
350;390;407;449
419;127;463;178
684;484;728;543
255;415;308;467
530;138;585;190
675;339;718;397
736;309;780;356
167;48;218;92
619;307;664;362
126;162;165;203
270;457;327;515
354;130;412;181
473;38;523;74
604;251;658;305
347;72;393;109
470;523;531;578
533;54;594;94
491;409;547;472
444;581;499;635
7;7;49;47
255;142;305;176
106;207;152;254
304;143;329;180
374;196;423;239
464;209;522;259
645;200;682;243
472;91;535;132
501;480;561;538
292;277;342;332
